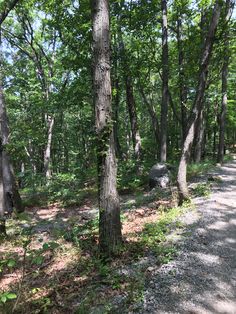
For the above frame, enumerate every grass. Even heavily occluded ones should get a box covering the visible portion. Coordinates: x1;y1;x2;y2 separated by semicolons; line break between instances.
187;160;215;180
140;204;187;262
192;183;211;197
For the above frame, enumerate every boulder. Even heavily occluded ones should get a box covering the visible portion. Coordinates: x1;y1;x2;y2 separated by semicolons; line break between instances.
149;163;170;189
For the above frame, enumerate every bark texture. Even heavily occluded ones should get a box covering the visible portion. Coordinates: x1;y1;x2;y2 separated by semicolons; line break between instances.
193;110;205;162
177;11;187;142
0;138;6;234
177;1;222;205
44;115;55;179
217;0;233;164
0;32;23;214
160;0;169;162
92;0;122;256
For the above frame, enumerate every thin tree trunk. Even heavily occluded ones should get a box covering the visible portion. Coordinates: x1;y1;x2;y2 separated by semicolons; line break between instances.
25;140;37;174
0;139;6;234
192;9;209;162
139;87;159;146
177;11;188;142
113;36;122;159
212;100;219;158
177;1;222;205
113;76;122;159
160;0;169;162
44;115;54;179
125;75;142;160
217;0;233;164
92;0;122;256
117;22;142;160
193;109;205;162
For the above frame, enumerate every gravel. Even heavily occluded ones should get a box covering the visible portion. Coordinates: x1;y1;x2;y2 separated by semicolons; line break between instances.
128;158;236;314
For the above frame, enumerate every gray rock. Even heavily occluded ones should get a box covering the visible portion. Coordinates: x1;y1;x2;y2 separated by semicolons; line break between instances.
149;163;170;189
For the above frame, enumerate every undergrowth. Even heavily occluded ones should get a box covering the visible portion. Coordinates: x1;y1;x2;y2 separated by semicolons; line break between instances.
0;196;191;313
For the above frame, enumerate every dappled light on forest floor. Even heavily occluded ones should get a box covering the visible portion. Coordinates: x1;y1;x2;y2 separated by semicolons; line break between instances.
1;159;236;312
0;187;177;313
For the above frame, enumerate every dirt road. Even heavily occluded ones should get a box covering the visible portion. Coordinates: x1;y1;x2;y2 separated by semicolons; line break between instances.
137;158;236;314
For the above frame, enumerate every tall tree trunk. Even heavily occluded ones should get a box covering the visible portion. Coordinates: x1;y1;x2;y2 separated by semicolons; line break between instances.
92;0;122;256
0;0;23;229
139;86;159;147
176;11;187;142
192;9;208;162
0;33;23;214
113;75;122;159
160;0;169;162
44;115;54;179
217;0;233;164
125;75;142;160
117;21;142;160
113;35;122;159
0;139;6;234
177;1;222;205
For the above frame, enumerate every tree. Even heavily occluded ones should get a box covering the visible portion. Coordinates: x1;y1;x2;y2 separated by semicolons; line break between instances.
116;1;142;161
0;0;23;234
160;0;169;162
217;0;234;164
177;0;222;205
92;0;122;256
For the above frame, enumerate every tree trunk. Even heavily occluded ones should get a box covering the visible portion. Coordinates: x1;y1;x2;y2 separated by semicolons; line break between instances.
177;11;188;142
193;109;205;162
177;1;222;205
125;75;142;160
92;0;122;256
44;115;54;179
160;0;169;162
113;76;122;159
113;36;122;159
0;139;6;234
217;0;233;164
117;22;142;160
192;9;209;163
0;35;23;214
139;86;159;147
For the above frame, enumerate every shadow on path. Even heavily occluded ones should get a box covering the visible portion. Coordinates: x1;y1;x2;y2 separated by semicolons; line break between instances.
136;159;236;314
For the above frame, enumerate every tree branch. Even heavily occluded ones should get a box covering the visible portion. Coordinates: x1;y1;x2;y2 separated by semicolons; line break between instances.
0;0;21;26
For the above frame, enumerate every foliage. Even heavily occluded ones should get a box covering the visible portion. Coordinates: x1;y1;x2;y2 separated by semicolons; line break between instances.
141;205;185;258
0;0;235;312
192;183;211;197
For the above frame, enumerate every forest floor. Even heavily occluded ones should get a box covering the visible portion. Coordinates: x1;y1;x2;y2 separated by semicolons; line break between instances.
0;157;236;313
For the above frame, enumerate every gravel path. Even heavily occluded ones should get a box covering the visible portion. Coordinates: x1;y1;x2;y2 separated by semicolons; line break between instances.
135;158;236;314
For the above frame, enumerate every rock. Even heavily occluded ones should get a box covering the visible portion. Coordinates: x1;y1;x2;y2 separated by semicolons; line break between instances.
149;163;171;189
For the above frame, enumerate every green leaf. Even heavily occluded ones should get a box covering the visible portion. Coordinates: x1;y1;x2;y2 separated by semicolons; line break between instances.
6;293;17;300
42;243;49;250
33;256;44;266
7;259;16;268
1;295;7;303
49;242;59;249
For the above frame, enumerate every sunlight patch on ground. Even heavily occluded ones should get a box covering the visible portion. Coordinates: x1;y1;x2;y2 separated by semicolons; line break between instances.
193;252;220;265
208;220;229;230
225;237;236;244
